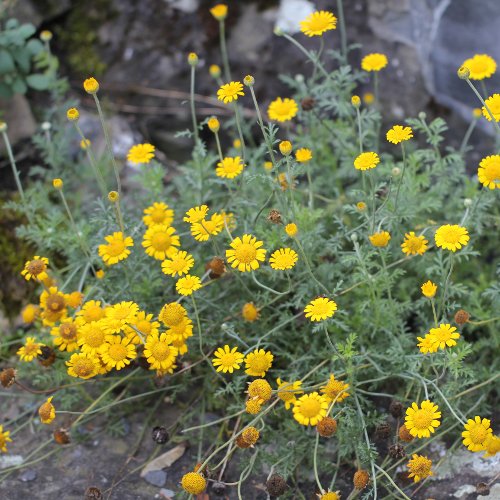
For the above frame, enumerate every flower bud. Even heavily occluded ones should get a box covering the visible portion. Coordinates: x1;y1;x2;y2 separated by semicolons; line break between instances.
108;191;119;203
41;121;51;131
207;116;220;133
464;198;473;207
66;107;79;121
243;75;255;86
392;167;401;176
457;65;470;79
0;121;8;132
40;30;53;42
53;178;63;190
279;140;292;156
351;95;361;108
188;52;198;66
210;4;228;21
209;64;221;78
83;77;99;94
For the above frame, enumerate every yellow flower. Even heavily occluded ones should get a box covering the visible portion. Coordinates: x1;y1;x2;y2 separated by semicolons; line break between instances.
278;172;294;190
65;291;83;309
421;280;437;298
478;155;500;189
17;337;44;362
78;321;108;355
427;323;460;350
76;300;105;325
242;302;260;322
143;202;174;227
401;232;428;255
482;93;500;121
369;231;391;247
361;53;388;72
279;140;292;155
210;4;228;21
226;234;266;272
293;392;328;426
190;213;225;242
209;64;221;78
66;352;99;379
304;297;337;322
244;348;274;377
267;97;298;122
125;311;160;343
102;301;139;334
417;334;438;354
285;223;298;237
98;232;134;265
356;202;367;211
207;116;220;133
263;161;273;171
320;374;350;403
246;398;263;414
351;95;361;107
363;92;375;105
407;454;433;482
159;302;187;327
220;210;236;231
51;319;79;352
40;30;52;41
300;11;337;37
144;332;178;372
99;335;137;371
435;224;469;252
21;304;40;324
405;400;441;438
38;396;56;424
386;125;413;144
295;148;313;163
462;54;496;80
127;143;155;164
176;274;202;296
181;472;206;494
482;434;500;457
21;255;49;281
166;316;193;342
269;248;298;270
216;156;245;179
318;492;340;500
142;224;180;260
276;378;303;409
233;138;241;148
187;52;198;66
354;151;380;170
83;77;99;93
184;205;209;223
462;416;493;452
52;178;63;189
212;345;245;373
66;107;79;121
0;425;12;453
161;250;194;277
217;81;244;103
248;379;272;402
80;138;91;150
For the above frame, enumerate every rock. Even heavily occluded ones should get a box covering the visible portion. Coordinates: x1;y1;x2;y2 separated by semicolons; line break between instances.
0;94;37;151
159;488;175;499
275;0;314;34
165;0;199;13
0;455;24;470
143;470;167;487
18;469;37;482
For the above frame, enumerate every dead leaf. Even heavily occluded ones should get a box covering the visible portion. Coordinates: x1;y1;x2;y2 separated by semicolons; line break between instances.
140;442;187;476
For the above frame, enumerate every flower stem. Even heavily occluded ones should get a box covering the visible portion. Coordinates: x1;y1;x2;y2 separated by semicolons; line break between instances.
233;102;246;160
438;253;454;320
214;131;224;162
356;107;363;153
190;65;199;144
219;20;232;82
336;0;348;62
393;142;406;214
374;464;411;500
459;118;477;155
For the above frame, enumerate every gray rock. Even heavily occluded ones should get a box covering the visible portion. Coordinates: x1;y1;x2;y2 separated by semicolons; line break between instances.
0;94;37;150
0;455;24;470
143;469;167;487
18;469;37;482
159;489;175;499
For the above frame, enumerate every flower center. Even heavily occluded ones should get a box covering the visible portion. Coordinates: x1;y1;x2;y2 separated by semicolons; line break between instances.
300;398;321;418
249;356;268;372
413;409;433;429
170;258;187;271
108;343;127;361
113;306;133;320
74;359;94;377
235;243;257;264
152;342;171;361
442;228;460;243
151;233;172;250
220;353;237;367
84;327;105;347
107;240;126;256
27;259;45;275
46;294;65;312
485;159;500;182
59;323;77;340
162;305;184;326
136;320;152;334
24;344;39;355
84;307;104;322
469;425;488;444
407;238;423;251
151;208;166;223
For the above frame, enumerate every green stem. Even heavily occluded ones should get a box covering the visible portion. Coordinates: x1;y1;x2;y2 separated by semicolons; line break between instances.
393;142;406;214
113;200;125;234
459;119;477;155
233;102;246;160
219;20;231;82
282;33;330;79
214;131;224;162
374;464;411;500
312;432;323;492
294;238;330;295
356;107;363;153
190;65;199;144
336;0;348;62
438;253;454;320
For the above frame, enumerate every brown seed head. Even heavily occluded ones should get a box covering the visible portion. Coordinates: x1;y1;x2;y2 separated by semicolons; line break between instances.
353;469;370;490
476;482;490;496
454;309;470;325
398;424;414;443
301;97;316;111
84;487;103;500
46;294;65;312
38;346;56;367
0;367;16;388
389;443;406;459
152;426;169;444
266;474;287;497
53;428;71;445
317;417;337;437
375;422;392;440
27;259;45;276
241;426;260;446
389;400;404;419
267;209;283;225
236;434;252;449
205;257;226;279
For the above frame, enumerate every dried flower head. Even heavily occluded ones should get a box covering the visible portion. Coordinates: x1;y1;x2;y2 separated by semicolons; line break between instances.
53;428;71;445
353;469;370;490
266;474;287;496
454;309;470;325
205;256;226;278
317;417;337;437
248;379;272;402
0;368;16;388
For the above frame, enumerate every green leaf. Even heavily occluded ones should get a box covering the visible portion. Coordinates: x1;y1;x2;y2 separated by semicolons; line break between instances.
26;73;50;90
0;48;15;73
26;39;43;56
17;24;36;40
0;82;13;98
5;19;19;30
13;49;31;73
11;76;27;94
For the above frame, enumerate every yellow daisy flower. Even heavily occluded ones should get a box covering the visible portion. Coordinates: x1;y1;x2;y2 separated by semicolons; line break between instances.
38;396;56;424
98;232;134;265
292;392;329;426
175;274;202;296
127;143;155;164
66;352;99;379
462;54;496;80
0;425;12;453
166;316;194;341
21;255;49;281
83;77;99;93
407;454;433;482
216;156;245;179
212;345;245;373
320;374;350;403
462;416;493;452
181;472;206;494
285;223;298;237
354;151;380;170
184;205;209;223
99;335;137;371
78;320;108;355
482;434;500;458
300;11;337;37
190;213;225;242
361;53;388;72
401;232;428;255
226;234;266;272
417;334;438;354
142;224;180;260
143;202;174;227
295;148;313;163
482;93;500;121
427;323;460;350
102;301;139;334
65;291;84;309
125;311;160;343
267;97;298;122
478;155;500;189
217;81;244;103
167;334;188;355
369;231;391;247
51;319;80;352
17;337;44;362
21;304;40;324
76;300;106;325
269;248;298;270
318;491;340;500
405;400;441;438
421;280;437;298
158;302;187;327
244;348;274;377
248;379;272;401
161;250;194;277
242;302;260;322
144;332;178;372
209;4;228;21
304;297;337;322
386;125;413;144
434;224;469;252
276;378;303;409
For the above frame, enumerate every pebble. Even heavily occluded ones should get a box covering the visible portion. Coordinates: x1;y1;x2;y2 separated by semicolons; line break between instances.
143;470;167;487
19;469;37;482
